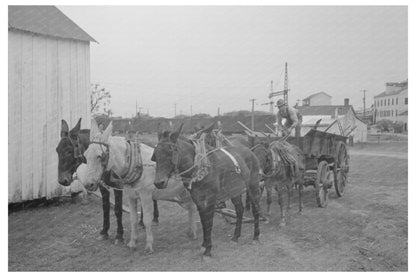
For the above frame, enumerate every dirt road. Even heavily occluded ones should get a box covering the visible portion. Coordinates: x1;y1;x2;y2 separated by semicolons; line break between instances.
8;142;408;271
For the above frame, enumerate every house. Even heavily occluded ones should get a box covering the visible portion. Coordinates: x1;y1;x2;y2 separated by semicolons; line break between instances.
297;99;368;143
373;80;408;131
8;6;96;203
302;91;332;106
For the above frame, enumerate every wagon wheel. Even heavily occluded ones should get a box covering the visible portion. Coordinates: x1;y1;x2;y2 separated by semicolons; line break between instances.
334;141;349;197
315;161;333;208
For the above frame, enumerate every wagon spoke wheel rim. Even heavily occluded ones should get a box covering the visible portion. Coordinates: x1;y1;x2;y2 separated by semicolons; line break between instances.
335;142;349;197
315;161;330;208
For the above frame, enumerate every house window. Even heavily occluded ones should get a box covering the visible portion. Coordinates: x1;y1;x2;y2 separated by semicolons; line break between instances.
396;110;398;116
396;98;398;105
405;97;408;105
384;99;386;106
388;99;390;106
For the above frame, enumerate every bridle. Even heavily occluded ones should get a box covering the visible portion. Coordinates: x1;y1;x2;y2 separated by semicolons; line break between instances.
90;141;110;170
155;139;220;184
252;143;282;179
64;134;86;170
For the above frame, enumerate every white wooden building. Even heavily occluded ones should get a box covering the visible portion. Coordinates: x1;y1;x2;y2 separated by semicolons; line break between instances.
8;6;95;203
298;99;368;143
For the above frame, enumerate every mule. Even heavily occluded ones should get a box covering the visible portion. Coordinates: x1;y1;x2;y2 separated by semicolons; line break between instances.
227;135;305;226
56;118;159;244
77;120;197;254
152;123;261;257
259;140;305;226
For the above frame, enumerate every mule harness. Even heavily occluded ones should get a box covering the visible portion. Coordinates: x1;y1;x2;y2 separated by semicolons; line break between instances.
90;140;155;192
166;133;242;190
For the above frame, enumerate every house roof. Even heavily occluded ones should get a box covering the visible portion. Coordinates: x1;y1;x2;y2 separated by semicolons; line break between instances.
302;91;332;101
9;6;97;42
297;105;351;116
374;88;407;98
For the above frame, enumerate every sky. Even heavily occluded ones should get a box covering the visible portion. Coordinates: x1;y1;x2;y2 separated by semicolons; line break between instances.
59;5;408;118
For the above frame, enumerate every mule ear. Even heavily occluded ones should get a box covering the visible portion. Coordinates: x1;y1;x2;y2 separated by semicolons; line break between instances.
170;123;184;142
101;121;113;142
70;118;82;136
61;120;69;138
90;119;100;141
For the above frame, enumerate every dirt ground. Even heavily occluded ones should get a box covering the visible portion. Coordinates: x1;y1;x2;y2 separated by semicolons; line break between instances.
8;140;408;271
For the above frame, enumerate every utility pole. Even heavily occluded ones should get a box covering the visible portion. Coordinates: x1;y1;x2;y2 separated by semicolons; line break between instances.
361;89;367;118
249;98;256;131
190;105;193;117
217;107;221;129
283;62;289;105
269;80;274;113
174;103;177;117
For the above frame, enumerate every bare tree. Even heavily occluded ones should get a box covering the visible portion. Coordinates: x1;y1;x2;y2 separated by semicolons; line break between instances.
91;84;111;116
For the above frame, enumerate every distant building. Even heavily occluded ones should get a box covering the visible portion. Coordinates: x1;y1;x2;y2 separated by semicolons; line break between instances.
302;91;332;106
373;80;408;130
298;99;368;143
8;6;96;203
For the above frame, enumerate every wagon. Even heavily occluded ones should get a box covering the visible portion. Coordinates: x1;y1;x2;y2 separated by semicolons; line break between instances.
286;129;350;207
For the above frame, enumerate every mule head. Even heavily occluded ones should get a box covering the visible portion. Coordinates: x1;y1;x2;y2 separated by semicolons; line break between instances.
81;121;113;191
56;118;84;186
152;123;187;189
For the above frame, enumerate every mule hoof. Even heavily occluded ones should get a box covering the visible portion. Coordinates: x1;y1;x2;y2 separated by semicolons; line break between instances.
127;241;137;250
144;248;154;255
202;255;213;263
231;237;238;243
114;238;124;245
152;220;159;226
187;230;197;240
97;234;109;241
251;239;260;245
279;221;286;227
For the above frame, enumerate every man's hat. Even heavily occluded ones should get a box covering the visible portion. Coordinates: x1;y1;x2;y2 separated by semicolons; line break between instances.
276;99;285;107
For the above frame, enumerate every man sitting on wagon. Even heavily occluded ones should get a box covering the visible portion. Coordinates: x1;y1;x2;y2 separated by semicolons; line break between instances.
276;99;302;137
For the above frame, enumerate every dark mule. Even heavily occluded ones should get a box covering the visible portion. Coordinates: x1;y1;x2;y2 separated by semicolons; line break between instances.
228;135;305;225
256;140;305;226
56;118;158;244
152;124;261;257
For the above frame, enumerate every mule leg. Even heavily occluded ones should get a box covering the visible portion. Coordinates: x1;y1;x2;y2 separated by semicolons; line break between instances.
287;180;293;211
248;185;260;241
186;201;198;240
139;207;145;228
231;195;244;242
153;200;159;224
192;191;215;257
298;180;304;214
127;196;139;250
114;189;124;244
98;185;110;240
266;181;273;216
245;191;251;212
201;199;216;256
277;186;286;227
140;192;155;254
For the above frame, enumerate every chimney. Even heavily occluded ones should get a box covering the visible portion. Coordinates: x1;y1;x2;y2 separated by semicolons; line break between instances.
344;98;349;106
